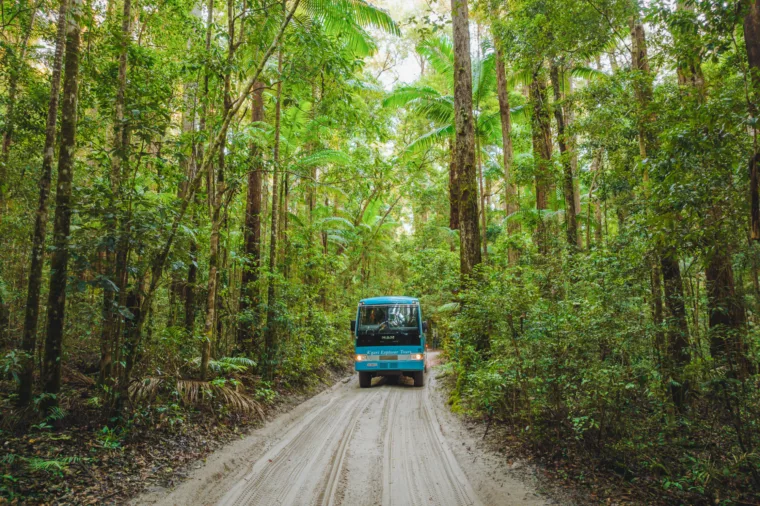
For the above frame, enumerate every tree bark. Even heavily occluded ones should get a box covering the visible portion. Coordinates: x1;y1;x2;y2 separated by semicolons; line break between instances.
495;45;519;265
42;0;82;409
450;0;482;279
550;61;578;249
238;83;265;352
18;0;69;406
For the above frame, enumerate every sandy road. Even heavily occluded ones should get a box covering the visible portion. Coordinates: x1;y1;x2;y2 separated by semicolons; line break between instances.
135;356;549;506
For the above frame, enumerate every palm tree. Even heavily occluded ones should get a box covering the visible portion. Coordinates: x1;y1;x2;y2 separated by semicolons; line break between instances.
384;35;523;255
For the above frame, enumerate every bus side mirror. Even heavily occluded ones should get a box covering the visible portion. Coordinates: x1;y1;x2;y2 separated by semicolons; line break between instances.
350;320;356;332
422;321;429;332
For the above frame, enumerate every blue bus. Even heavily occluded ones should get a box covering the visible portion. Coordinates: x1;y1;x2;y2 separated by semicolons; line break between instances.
350;296;427;388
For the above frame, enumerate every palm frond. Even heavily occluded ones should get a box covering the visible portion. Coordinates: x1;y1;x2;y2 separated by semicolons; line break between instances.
294;149;352;169
413;96;454;124
301;0;400;56
570;66;608;81
473;51;496;106
417;36;454;80
507;68;534;90
403;124;455;155
382;85;442;108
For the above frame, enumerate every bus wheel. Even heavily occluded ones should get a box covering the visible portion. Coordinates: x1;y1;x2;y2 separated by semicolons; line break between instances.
359;372;372;388
413;371;424;387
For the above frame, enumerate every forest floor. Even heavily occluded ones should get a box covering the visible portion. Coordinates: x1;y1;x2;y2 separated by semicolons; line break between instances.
132;352;559;506
0;364;351;505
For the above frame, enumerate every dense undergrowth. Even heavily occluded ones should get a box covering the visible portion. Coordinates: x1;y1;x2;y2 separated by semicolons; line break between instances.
442;239;760;505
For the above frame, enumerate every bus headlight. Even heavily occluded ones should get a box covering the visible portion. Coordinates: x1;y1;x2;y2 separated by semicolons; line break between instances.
355;354;368;361
412;353;423;360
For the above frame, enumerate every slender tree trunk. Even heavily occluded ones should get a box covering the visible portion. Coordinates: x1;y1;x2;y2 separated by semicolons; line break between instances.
529;71;553;254
18;0;69;406
201;209;220;380
42;0;82;409
196;0;215;381
477;136;487;262
185;228;198;335
450;0;481;279
495;45;519;265
448;138;459;231
101;0;133;387
550;61;578;249
264;48;283;374
238;83;265;352
587;149;603;247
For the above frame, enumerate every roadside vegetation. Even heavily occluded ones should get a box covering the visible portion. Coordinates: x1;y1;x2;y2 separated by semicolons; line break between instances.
1;0;760;503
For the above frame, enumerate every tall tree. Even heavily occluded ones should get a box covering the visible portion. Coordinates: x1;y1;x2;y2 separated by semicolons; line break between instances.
238;83;265;352
631;14;690;406
264;46;284;374
550;60;578;249
529;69;553;254
450;0;482;278
42;0;83;409
100;0;134;387
18;0;70;406
495;45;519;265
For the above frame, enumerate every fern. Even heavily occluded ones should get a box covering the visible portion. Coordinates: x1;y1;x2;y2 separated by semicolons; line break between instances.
27;456;85;474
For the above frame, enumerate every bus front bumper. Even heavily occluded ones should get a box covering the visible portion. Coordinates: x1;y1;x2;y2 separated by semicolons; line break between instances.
355;359;424;373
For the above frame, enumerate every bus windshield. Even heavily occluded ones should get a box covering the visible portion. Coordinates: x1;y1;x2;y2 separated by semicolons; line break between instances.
356;304;420;346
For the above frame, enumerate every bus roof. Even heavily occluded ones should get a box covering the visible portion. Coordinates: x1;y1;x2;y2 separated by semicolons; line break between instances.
359;296;419;305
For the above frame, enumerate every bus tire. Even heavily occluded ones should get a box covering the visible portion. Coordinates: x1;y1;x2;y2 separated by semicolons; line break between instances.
413;371;424;387
359;372;372;388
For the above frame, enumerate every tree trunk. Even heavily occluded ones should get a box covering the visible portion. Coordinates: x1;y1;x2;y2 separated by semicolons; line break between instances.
661;250;690;406
745;1;760;240
450;0;482;279
238;83;265;352
529;71;553;254
197;0;215;382
100;0;133;387
264;48;284;374
631;16;670;362
495;45;519;265
550;61;578;249
18;0;69;406
448;138;459;231
477;135;487;262
706;249;747;367
42;0;82;409
201;209;220;380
